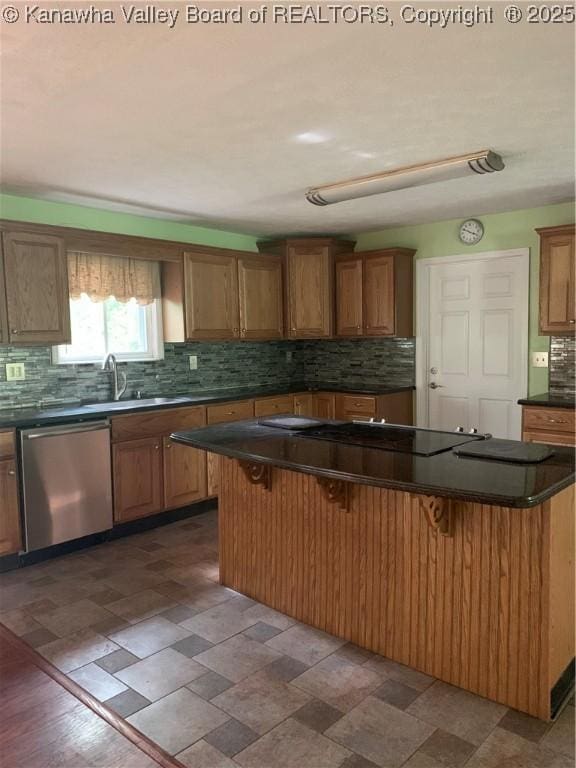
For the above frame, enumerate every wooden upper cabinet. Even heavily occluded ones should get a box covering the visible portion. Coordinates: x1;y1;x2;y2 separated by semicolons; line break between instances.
335;256;363;336
238;254;283;340
258;238;355;339
286;243;333;338
2;231;70;344
363;253;395;335
364;249;415;337
184;251;239;339
335;248;415;337
537;225;575;334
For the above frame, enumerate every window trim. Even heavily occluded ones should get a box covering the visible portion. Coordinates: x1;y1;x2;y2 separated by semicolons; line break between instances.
52;298;164;365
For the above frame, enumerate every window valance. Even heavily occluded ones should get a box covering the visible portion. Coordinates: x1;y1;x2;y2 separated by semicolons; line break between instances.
68;251;161;306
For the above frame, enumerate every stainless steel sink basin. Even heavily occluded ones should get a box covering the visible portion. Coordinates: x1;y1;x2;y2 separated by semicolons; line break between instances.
83;397;191;411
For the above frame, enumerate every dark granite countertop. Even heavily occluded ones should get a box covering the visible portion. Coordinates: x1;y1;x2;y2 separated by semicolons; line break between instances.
518;393;575;410
171;420;575;508
0;384;414;429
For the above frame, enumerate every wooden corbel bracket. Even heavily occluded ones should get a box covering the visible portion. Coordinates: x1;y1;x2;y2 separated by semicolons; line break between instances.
238;460;272;490
418;494;454;537
317;477;350;512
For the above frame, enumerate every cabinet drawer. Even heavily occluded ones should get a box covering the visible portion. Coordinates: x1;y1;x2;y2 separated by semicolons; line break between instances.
336;395;377;418
523;407;575;435
254;396;294;417
0;430;15;459
112;406;206;442
523;430;575;447
207;400;254;424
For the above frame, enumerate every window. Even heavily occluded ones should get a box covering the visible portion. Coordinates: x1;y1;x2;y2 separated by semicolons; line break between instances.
54;294;163;364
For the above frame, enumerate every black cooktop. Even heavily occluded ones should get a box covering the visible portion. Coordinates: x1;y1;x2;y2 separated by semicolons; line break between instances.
301;423;485;456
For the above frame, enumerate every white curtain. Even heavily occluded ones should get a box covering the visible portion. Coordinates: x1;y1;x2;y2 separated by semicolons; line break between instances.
68;251;161;305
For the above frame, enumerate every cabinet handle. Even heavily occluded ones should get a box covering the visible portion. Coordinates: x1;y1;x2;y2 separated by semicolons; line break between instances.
548;419;567;424
8;470;15;476
226;411;236;416
570;319;575;324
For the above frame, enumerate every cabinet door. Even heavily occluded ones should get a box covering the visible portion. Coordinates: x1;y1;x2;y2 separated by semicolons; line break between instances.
0;459;21;555
539;231;575;333
238;255;283;340
184;252;239;339
293;393;315;417
286;244;333;338
313;393;336;419
113;437;163;523
363;254;395;336
336;256;363;336
207;452;220;497
2;231;70;344
164;437;207;510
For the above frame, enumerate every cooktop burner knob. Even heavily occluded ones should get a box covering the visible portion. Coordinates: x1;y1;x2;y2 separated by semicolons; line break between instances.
468;428;478;434
455;426;465;433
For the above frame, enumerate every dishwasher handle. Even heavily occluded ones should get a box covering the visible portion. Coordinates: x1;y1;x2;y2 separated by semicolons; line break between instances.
23;422;110;440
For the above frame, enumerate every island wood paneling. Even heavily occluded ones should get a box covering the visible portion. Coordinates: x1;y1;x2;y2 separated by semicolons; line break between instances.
219;457;574;720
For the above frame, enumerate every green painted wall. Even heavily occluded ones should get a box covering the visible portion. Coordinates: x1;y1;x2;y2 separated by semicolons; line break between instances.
0;193;258;251
355;202;575;395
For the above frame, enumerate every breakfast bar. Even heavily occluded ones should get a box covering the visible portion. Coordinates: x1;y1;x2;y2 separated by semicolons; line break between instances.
172;418;575;722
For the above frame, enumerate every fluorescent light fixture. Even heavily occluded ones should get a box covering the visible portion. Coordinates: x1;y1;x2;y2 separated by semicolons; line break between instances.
305;149;505;206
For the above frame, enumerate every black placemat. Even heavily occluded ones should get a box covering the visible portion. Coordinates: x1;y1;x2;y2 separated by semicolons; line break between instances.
453;439;554;464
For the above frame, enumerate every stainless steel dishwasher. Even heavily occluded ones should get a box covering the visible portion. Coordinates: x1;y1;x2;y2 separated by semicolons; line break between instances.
20;421;113;552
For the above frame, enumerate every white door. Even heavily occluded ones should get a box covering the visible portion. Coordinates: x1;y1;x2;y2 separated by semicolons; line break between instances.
419;250;529;439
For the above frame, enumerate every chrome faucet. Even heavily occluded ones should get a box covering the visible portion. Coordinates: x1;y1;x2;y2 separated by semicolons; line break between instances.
102;354;127;401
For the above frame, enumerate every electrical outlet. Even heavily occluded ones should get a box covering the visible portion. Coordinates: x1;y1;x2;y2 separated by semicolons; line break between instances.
6;363;26;381
286;350;293;362
189;355;198;371
532;351;549;368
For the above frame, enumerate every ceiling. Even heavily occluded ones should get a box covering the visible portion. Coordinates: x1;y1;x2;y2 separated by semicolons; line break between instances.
1;5;574;236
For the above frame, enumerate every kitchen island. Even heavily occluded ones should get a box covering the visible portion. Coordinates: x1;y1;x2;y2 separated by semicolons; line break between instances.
172;419;575;721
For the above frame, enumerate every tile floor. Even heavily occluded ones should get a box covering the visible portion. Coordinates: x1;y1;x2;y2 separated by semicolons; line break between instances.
1;508;574;768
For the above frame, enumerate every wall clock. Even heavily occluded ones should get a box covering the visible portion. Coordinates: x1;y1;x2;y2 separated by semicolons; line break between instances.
459;218;484;245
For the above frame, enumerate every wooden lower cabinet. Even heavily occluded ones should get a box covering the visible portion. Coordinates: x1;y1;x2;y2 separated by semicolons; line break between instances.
313;393;336;419
113;437;163;523
293;393;315;417
164;438;207;510
522;406;575;446
0;458;21;555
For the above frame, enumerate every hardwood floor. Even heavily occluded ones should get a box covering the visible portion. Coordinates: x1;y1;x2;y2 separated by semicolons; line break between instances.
0;623;183;768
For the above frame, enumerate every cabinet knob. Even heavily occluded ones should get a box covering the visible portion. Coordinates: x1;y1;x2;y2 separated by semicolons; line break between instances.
166;443;171;449
570;319;575;324
11;329;18;334
8;470;15;476
154;444;160;450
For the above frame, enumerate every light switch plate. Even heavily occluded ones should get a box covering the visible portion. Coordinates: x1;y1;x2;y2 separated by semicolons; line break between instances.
532;351;549;368
6;363;26;381
189;355;198;370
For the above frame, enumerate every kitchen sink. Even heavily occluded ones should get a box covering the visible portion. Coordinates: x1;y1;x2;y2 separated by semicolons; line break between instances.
83;397;192;411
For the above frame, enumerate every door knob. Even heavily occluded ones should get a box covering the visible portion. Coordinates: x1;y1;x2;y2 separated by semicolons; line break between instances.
429;382;444;389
